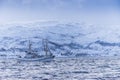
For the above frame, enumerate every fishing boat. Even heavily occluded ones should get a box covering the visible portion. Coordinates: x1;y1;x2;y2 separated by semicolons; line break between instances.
17;39;55;61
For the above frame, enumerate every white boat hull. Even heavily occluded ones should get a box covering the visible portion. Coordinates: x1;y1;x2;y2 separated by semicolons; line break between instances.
17;56;55;61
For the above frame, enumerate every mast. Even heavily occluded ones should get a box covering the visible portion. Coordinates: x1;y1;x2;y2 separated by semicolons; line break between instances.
42;39;49;56
45;39;48;56
28;40;32;53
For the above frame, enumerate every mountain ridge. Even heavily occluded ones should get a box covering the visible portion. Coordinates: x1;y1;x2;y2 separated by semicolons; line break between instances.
0;21;120;57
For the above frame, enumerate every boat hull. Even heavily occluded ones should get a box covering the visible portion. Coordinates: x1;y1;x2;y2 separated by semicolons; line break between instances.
17;56;54;61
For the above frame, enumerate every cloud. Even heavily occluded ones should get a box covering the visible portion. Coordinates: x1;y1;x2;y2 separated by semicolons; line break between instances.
0;0;119;25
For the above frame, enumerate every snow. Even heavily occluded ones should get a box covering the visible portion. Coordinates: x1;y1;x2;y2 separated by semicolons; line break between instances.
0;21;120;57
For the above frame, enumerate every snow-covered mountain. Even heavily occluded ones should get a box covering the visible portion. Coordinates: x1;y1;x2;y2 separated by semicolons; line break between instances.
0;21;120;57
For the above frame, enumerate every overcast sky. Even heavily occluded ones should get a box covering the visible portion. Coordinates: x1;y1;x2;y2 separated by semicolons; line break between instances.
0;0;120;25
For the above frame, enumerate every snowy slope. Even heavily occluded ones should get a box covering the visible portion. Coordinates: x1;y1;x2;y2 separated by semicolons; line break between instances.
0;21;120;57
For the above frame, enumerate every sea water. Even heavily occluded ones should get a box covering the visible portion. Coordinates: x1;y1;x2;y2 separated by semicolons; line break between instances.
0;57;120;80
